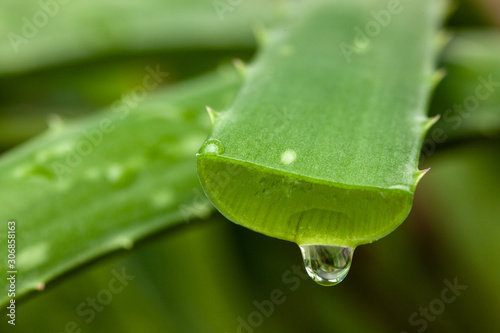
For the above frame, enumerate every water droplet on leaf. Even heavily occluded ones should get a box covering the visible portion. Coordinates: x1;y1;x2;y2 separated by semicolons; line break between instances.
200;139;225;155
299;244;354;286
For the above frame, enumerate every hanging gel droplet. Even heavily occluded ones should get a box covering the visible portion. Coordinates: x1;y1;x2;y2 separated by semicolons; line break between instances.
299;245;354;286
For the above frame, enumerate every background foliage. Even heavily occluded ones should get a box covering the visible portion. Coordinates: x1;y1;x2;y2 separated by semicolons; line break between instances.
0;0;499;332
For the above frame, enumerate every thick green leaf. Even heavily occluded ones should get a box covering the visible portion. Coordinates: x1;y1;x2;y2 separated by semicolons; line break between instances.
198;0;447;247
0;67;241;305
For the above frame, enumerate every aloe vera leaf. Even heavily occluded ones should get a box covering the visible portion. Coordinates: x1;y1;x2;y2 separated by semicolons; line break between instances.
0;0;274;75
0;67;242;306
430;29;500;141
197;0;448;247
0;51;252;151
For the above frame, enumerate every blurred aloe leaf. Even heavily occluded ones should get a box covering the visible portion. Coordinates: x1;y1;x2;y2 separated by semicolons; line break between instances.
0;0;276;75
198;0;448;247
0;67;242;305
430;29;500;141
0;51;253;151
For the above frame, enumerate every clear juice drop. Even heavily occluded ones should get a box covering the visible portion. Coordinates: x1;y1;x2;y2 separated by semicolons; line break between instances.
299;245;354;286
199;139;225;155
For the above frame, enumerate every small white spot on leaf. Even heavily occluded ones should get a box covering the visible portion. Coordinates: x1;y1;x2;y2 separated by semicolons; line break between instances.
281;149;297;165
